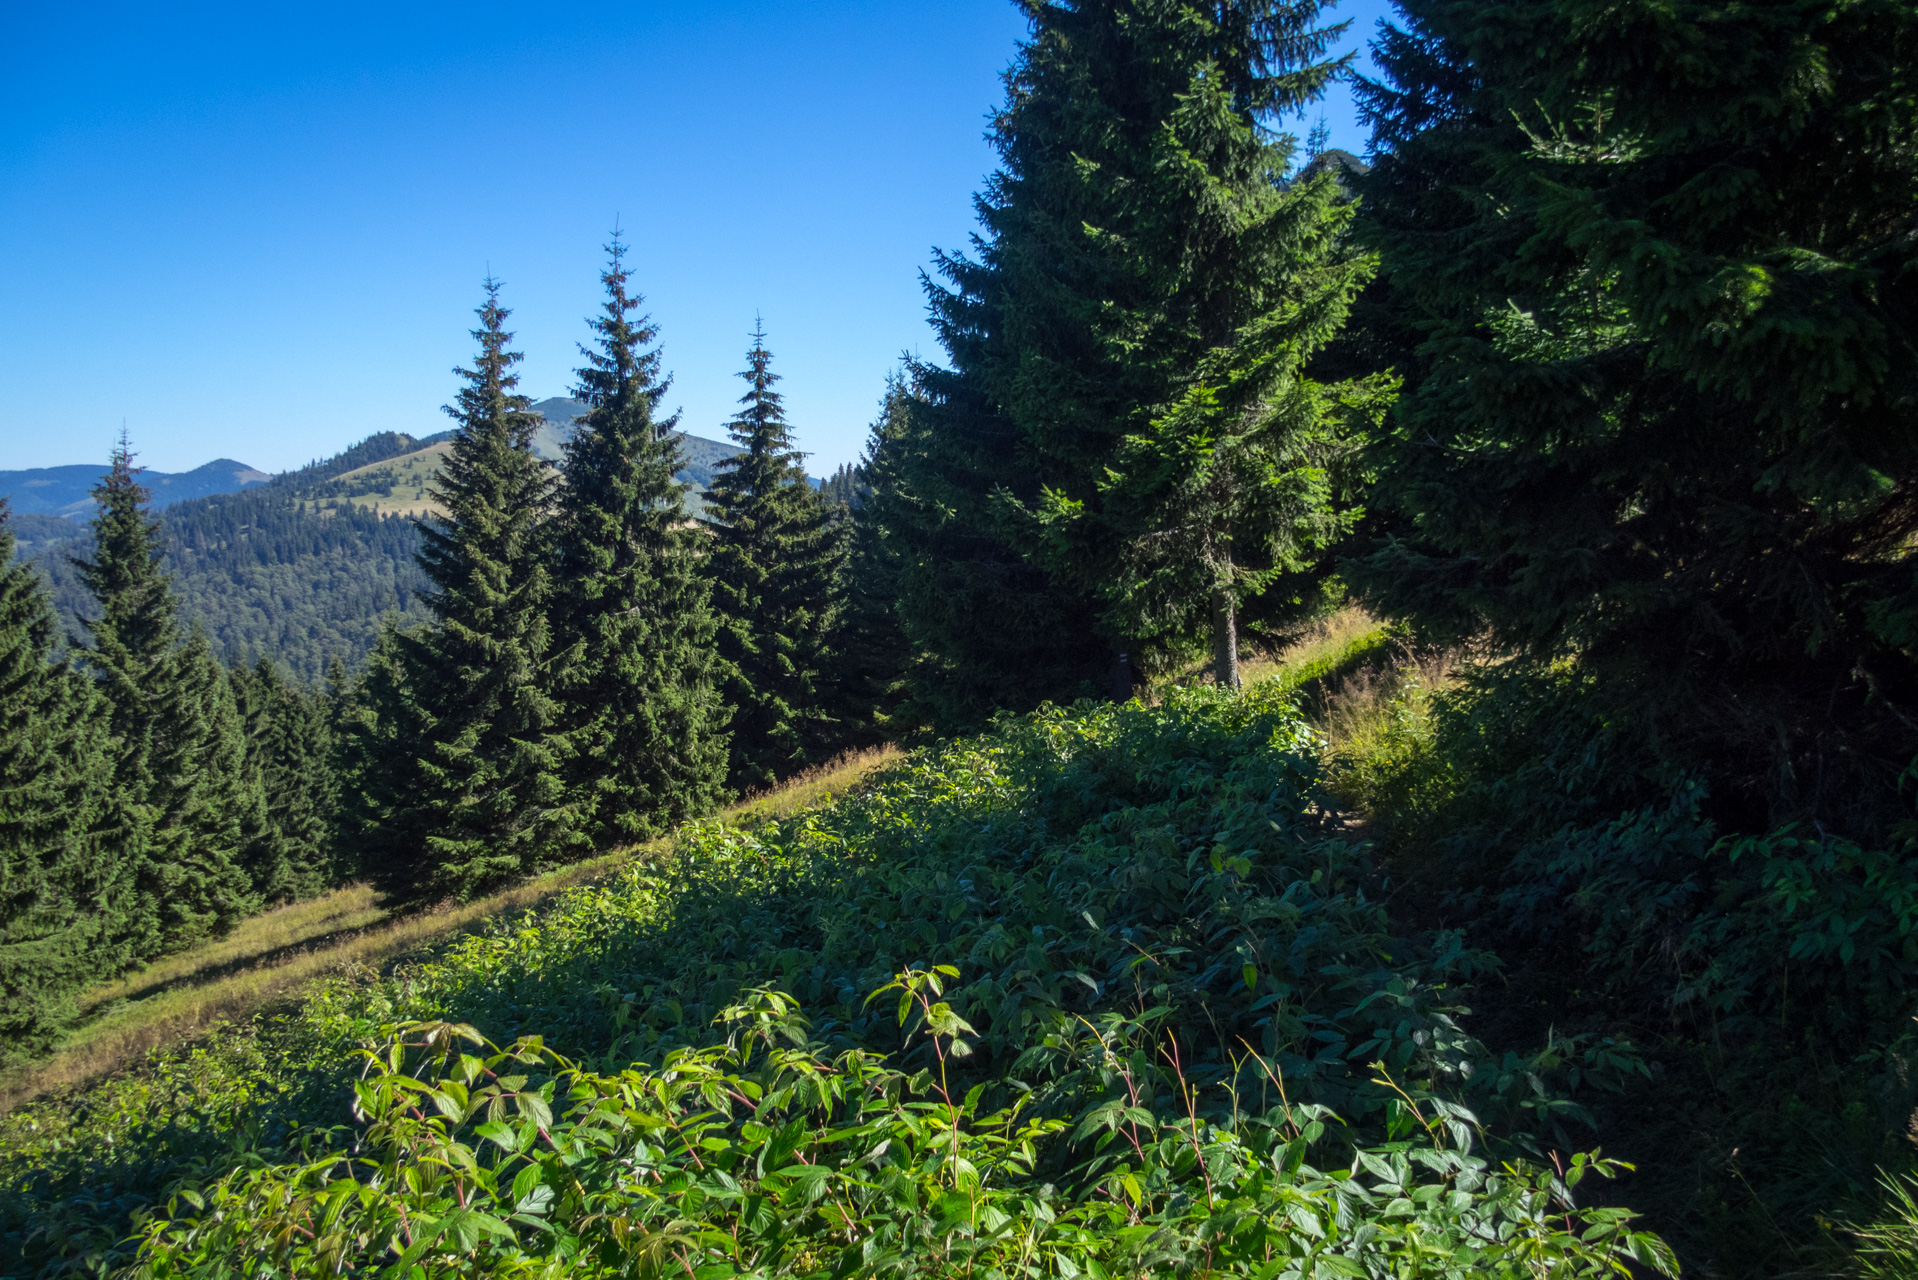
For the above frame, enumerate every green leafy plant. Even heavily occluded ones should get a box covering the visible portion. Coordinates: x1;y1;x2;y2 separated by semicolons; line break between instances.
129;981;1674;1278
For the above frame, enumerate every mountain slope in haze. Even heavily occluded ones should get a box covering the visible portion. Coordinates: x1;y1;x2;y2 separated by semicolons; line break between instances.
529;396;741;490
9;404;764;679
0;459;270;518
7;398;832;678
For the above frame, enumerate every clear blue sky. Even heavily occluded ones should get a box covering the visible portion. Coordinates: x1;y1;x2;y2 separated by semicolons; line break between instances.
0;1;1390;477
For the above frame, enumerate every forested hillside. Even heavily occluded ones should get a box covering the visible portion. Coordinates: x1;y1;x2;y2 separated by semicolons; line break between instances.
3;0;1917;1275
10;415;756;679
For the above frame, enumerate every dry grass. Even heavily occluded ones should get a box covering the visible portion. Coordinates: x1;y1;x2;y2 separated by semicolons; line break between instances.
1237;605;1390;691
0;747;906;1114
77;885;388;1014
1314;646;1460;755
732;745;906;822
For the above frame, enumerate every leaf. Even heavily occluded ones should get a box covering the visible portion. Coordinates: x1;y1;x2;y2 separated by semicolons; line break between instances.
517;1091;554;1130
474;1121;518;1152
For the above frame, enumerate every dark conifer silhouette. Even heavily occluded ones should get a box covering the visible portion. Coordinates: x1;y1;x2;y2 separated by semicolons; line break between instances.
553;234;731;845
705;323;847;790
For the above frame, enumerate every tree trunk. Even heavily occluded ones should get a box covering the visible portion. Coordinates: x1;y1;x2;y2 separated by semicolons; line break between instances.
1211;585;1240;691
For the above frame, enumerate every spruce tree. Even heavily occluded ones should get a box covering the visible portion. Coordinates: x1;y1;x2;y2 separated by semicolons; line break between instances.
705;324;847;790
879;354;1106;730
354;282;581;899
72;443;254;956
1354;0;1918;830
826;375;916;741
554;235;731;846
952;0;1363;688
0;501;121;1057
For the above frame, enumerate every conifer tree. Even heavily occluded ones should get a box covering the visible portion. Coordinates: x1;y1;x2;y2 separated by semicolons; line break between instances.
353;282;581;899
553;235;731;846
920;0;1364;691
879;355;1106;730
234;658;337;902
72;443;254;956
826;375;916;741
1354;0;1918;829
0;502;121;1057
705;324;847;790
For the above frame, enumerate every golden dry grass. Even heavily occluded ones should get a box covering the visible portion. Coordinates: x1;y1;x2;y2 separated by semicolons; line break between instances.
1314;646;1460;755
0;747;906;1113
732;744;906;822
77;885;387;1014
1237;604;1390;691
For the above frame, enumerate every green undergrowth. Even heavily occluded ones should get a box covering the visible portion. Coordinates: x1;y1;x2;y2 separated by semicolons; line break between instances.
1;686;1672;1277
1327;662;1918;1274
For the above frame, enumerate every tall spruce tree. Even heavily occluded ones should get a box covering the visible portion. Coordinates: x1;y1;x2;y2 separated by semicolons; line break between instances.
353;282;581;899
908;0;1363;701
0;501;121;1057
825;375;916;741
72;443;254;956
705;324;847;790
554;236;731;845
1354;0;1918;833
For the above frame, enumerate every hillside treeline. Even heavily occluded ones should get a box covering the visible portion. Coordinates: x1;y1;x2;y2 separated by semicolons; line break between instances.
23;435;440;680
0;246;905;1055
3;0;1916;1269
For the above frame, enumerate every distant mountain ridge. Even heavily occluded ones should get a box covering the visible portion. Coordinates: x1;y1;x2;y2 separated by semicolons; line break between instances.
527;397;742;491
5;404;768;678
5;399;753;526
0;459;270;519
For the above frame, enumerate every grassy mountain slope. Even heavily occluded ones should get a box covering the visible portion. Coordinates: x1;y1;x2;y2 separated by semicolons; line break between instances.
0;679;1670;1279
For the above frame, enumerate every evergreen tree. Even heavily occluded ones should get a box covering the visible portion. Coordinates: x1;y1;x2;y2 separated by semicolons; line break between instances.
880;353;1107;730
923;0;1363;690
72;443;254;957
554;235;731;846
0;502;121;1058
819;464;859;509
705;324;847;790
1354;0;1918;831
826;375;917;741
234;658;337;902
353;282;582;899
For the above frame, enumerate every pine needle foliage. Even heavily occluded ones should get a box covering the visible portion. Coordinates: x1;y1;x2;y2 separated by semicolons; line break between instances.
903;0;1369;706
232;659;338;904
0;501;119;1058
1353;0;1918;832
353;282;582;900
705;324;847;791
824;376;916;743
72;443;254;958
554;235;731;846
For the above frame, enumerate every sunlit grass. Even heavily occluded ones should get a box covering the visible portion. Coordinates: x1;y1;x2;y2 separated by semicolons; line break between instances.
77;885;387;1014
1238;604;1392;693
731;744;905;823
0;748;906;1113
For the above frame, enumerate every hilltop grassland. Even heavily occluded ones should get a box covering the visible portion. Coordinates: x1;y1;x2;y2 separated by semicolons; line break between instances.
0;677;1674;1279
304;441;454;518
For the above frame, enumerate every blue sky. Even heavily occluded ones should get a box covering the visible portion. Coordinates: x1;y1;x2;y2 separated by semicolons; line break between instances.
0;1;1391;477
